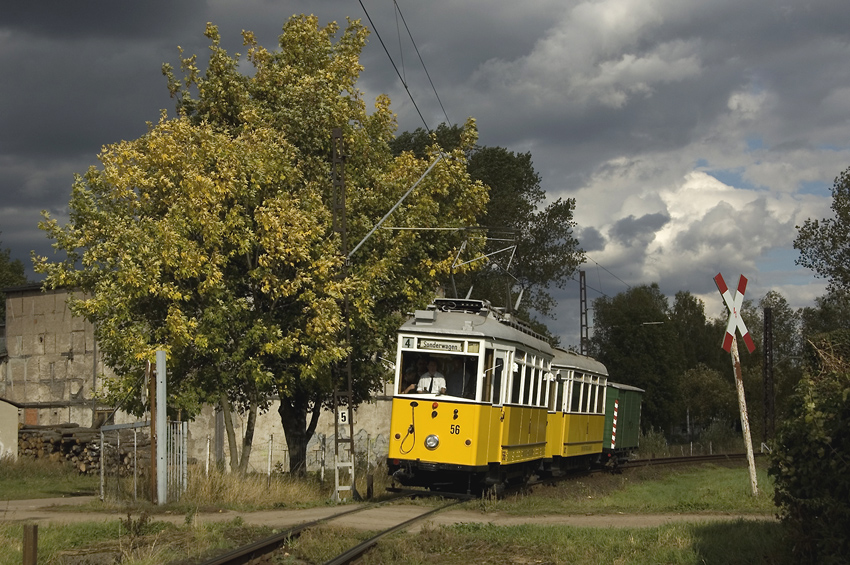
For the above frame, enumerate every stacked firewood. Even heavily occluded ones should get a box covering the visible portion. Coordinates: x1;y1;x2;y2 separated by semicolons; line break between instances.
18;423;151;476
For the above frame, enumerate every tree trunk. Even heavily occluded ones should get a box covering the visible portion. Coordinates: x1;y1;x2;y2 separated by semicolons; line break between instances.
238;391;258;473
277;385;322;475
219;394;239;473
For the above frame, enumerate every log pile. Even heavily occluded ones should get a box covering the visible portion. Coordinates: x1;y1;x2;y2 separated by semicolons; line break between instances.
18;423;151;476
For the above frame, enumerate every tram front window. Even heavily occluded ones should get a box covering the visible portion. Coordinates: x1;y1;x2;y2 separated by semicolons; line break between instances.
445;356;479;398
397;352;479;398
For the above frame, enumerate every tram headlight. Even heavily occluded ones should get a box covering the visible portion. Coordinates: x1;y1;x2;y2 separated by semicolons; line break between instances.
424;434;440;450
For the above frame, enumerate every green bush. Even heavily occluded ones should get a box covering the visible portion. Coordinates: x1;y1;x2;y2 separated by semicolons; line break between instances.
700;420;742;453
636;428;669;458
768;331;850;564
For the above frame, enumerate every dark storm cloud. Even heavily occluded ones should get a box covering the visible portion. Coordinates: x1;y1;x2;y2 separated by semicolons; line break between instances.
1;1;208;39
577;226;605;252
0;0;844;339
609;213;670;248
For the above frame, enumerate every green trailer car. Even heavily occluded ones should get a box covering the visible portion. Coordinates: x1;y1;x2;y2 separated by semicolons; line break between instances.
603;382;644;466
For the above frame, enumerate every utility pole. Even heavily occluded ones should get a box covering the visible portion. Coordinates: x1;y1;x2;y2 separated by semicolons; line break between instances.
763;307;775;444
579;271;588;355
331;128;359;501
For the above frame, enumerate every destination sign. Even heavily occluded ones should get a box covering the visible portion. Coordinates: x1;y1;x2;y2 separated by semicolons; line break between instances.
418;339;464;352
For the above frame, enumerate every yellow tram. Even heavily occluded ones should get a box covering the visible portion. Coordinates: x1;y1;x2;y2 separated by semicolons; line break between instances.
544;348;608;472
387;298;608;493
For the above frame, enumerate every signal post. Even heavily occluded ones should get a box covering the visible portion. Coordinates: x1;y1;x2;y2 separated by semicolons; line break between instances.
714;273;758;496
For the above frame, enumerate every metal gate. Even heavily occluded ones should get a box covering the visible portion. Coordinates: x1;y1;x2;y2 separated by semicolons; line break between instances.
99;419;187;503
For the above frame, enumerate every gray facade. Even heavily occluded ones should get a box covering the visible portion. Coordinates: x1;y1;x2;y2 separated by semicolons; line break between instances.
0;284;392;472
0;285;119;427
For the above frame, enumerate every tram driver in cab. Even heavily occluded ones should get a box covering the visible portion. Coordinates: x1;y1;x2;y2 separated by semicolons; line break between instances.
417;359;446;394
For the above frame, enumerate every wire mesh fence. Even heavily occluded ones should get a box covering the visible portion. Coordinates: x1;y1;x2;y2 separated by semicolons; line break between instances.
99;420;187;504
198;429;390;482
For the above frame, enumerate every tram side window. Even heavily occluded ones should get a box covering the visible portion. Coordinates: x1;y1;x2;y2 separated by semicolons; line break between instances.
482;351;493;403
571;377;583;412
511;352;524;404
535;367;544;406
556;377;566;412
548;376;557;411
492;357;504;404
529;366;539;406
596;379;606;413
520;362;528;404
584;380;595;413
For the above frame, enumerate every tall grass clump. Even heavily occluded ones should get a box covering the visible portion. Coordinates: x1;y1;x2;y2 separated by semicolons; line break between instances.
636;428;669;458
180;465;327;510
700;420;744;453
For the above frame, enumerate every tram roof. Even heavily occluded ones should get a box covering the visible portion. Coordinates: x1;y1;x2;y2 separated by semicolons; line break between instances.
551;347;609;376
399;298;555;356
607;381;645;393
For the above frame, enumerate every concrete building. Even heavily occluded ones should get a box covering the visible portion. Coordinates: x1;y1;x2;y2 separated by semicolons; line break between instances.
0;284;120;428
0;284;392;473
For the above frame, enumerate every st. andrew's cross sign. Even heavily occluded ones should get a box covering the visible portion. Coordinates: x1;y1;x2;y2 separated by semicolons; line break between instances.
714;272;759;495
714;273;756;353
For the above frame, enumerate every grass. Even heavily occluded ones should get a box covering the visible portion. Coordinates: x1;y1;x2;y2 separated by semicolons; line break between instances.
0;456;99;500
0;516;272;565
289;520;791;565
480;461;777;516
0;459;783;564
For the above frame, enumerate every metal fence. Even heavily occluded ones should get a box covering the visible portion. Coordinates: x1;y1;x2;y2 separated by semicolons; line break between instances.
167;421;188;502
99;420;187;503
198;429;389;481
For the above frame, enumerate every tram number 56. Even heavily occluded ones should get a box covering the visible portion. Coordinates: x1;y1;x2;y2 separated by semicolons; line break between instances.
450;424;461;435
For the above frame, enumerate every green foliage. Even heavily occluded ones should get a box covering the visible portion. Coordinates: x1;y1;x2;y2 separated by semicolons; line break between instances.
637;427;670;458
0;237;29;320
35;16;487;471
801;287;850;336
390;123;583;326
795;166;850;292
589;284;685;431
699;420;743;453
679;364;737;430
768;331;850;563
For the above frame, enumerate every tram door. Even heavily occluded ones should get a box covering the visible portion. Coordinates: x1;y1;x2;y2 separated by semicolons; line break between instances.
482;348;510;463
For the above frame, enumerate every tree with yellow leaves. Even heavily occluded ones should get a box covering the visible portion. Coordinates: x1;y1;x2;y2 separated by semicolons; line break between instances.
35;15;487;472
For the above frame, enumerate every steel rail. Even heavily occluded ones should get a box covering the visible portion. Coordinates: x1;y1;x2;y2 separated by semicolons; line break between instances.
628;452;755;467
197;493;411;565
323;498;467;565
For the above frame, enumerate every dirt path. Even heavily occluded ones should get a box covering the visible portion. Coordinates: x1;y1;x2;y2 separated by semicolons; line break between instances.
0;496;775;530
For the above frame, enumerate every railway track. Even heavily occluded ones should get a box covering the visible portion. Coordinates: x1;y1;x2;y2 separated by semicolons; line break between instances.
196;491;467;565
628;452;755;467
197;452;753;564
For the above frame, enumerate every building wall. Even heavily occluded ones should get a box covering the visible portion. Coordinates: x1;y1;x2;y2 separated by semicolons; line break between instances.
0;399;17;459
0;286;120;427
2;285;394;470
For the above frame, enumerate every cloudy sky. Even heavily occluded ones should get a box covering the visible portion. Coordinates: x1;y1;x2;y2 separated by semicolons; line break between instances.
2;0;847;347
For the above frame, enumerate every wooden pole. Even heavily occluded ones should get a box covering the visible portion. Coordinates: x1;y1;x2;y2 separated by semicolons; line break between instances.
23;524;37;565
731;338;759;495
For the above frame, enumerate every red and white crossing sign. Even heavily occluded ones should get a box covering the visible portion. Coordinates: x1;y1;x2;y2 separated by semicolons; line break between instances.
714;273;756;353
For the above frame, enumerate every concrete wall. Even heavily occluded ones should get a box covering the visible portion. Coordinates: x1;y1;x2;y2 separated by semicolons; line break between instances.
0;286;126;427
2;286;395;471
0;398;17;459
188;387;393;474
